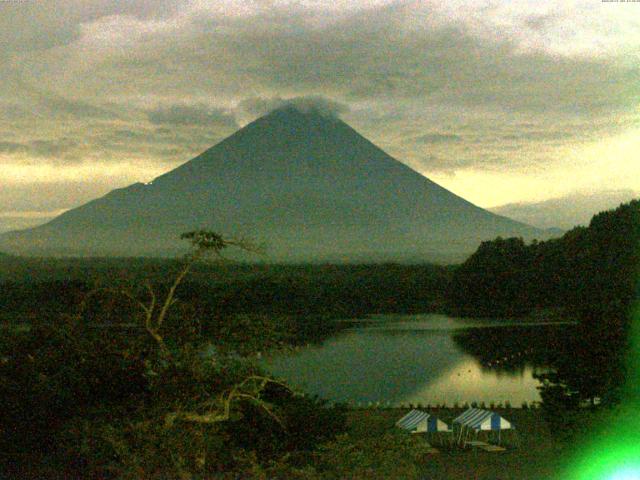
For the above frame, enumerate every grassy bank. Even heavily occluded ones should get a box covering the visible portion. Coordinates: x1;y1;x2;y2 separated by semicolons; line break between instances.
0;402;586;479
345;407;568;480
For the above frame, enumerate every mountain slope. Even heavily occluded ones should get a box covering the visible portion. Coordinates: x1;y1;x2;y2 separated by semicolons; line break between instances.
0;106;549;261
490;190;639;231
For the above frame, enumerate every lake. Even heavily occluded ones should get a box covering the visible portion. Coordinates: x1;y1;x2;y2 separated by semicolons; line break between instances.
262;313;574;407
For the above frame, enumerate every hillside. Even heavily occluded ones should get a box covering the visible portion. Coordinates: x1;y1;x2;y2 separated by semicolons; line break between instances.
0;106;549;261
447;199;640;318
490;190;638;231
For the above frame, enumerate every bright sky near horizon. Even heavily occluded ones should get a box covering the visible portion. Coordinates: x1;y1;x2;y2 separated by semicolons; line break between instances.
1;0;639;229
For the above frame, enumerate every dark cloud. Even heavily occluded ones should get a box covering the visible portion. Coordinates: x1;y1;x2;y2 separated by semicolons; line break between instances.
147;104;238;128
0;103;29;121
0;137;80;162
79;123;234;165
524;14;557;32
0;141;28;154
500;131;571;142
1;76;118;121
412;152;504;173
160;4;638;116
111;129;145;139
41;94;115;120
0;0;181;53
2;2;638;120
29;138;79;158
0;0;638;207
0;2;79;53
95;127;161;146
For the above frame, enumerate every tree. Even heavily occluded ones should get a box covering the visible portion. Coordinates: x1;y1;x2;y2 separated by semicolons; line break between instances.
446;236;536;317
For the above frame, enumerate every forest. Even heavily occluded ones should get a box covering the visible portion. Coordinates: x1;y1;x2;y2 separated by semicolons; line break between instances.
0;234;452;478
0;201;638;478
447;200;639;417
446;199;640;321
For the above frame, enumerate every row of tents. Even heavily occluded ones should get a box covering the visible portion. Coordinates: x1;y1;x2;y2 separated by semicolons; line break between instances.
396;408;515;447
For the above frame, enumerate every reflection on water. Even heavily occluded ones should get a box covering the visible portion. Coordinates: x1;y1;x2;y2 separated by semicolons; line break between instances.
401;359;543;406
262;314;572;406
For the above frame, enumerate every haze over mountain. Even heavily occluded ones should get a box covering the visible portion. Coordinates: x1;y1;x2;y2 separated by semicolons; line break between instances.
490;189;639;231
0;106;551;262
0;211;65;235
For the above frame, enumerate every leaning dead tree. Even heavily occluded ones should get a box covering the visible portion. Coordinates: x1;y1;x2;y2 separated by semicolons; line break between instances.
78;230;262;356
139;230;262;355
164;374;291;428
158;232;289;429
79;231;288;431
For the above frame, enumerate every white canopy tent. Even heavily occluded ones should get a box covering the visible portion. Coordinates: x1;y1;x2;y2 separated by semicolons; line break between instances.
396;409;451;434
452;408;514;446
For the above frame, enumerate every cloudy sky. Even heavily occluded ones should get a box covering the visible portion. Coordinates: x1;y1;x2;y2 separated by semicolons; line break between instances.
1;0;639;232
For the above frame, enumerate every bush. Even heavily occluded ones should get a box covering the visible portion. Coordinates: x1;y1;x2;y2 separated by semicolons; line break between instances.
314;432;430;479
0;319;150;454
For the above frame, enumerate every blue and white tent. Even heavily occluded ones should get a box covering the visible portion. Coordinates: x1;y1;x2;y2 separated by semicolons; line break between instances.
453;408;515;446
453;408;513;432
396;410;451;434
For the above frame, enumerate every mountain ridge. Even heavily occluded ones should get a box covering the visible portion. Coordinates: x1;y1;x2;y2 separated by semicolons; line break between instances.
0;106;552;262
490;190;639;231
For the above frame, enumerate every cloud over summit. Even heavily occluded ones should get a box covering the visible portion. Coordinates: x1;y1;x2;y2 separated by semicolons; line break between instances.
238;95;349;119
0;0;639;213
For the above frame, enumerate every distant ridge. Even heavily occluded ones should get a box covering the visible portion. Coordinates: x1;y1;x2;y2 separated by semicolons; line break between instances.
490;190;639;231
0;105;553;262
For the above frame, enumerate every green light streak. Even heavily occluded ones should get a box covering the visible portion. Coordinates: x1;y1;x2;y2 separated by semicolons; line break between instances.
564;302;640;480
609;467;640;480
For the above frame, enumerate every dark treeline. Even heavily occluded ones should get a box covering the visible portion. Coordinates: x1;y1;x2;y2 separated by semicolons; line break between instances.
0;262;450;332
2;202;638;476
448;200;640;417
3;238;449;478
0;311;354;478
0;257;452;477
446;199;639;320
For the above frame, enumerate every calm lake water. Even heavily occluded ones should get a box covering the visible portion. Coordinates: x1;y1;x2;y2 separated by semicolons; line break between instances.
262;314;573;407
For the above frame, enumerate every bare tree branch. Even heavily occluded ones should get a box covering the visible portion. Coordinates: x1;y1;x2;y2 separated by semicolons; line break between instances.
164;376;292;429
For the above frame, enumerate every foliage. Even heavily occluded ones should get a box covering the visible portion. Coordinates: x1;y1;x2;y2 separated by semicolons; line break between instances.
313;432;430;479
446;200;640;322
452;324;570;372
446;237;536;317
447;200;640;434
55;346;298;478
224;386;348;459
0;231;350;478
1;263;450;327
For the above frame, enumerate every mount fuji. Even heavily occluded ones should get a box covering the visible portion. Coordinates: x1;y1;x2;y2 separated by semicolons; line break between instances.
0;106;550;262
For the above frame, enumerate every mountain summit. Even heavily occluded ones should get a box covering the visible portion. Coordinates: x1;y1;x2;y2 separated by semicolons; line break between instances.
0;106;548;261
